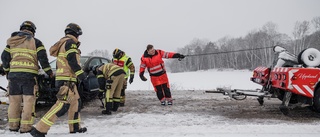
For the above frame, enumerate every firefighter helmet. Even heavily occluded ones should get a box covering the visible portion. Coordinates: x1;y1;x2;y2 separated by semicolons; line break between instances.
65;23;82;36
20;21;36;34
113;48;123;59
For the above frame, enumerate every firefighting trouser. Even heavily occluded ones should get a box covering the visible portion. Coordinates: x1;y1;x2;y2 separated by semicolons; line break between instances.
105;74;125;112
120;78;128;105
34;81;83;133
155;83;172;102
8;78;37;132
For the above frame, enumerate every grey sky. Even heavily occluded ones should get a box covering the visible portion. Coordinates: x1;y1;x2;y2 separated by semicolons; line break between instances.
1;0;320;66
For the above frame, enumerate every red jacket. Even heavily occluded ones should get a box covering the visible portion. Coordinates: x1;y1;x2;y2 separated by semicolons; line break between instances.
140;49;176;77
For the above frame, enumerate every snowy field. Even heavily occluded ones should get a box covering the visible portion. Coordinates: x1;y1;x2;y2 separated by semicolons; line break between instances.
0;69;320;137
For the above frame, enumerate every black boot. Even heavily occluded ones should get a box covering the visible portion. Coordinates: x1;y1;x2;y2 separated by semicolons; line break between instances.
9;128;19;132
119;102;125;107
102;102;112;115
112;102;120;112
70;127;87;133
20;130;32;134
30;127;46;137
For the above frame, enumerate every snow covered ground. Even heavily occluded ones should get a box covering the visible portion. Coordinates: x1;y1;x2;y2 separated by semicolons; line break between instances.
0;69;320;137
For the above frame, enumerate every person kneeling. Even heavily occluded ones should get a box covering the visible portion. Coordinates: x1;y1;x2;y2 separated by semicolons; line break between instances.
91;63;126;115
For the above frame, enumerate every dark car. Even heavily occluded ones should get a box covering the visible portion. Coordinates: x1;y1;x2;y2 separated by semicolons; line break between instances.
37;56;110;105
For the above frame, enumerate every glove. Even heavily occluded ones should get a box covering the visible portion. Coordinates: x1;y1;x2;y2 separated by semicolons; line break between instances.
179;54;185;59
90;65;98;75
78;72;87;81
139;71;147;81
91;63;104;75
129;75;134;84
173;53;185;59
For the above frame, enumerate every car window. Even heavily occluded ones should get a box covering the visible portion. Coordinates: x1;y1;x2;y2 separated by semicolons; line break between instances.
80;57;88;67
89;58;101;67
101;58;110;64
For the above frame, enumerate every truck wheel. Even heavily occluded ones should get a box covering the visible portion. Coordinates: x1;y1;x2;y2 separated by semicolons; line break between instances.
312;87;320;112
298;48;320;67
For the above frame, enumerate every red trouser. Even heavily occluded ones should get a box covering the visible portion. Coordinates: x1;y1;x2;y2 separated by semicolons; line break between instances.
150;73;172;101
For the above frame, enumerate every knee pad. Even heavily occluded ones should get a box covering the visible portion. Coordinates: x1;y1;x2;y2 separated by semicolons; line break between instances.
56;104;70;117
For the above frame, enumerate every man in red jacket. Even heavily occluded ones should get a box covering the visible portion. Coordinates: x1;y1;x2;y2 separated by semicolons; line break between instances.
139;44;185;105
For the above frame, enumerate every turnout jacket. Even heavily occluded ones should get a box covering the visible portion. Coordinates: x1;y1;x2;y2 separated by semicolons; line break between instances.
96;63;125;92
49;34;85;82
1;30;52;79
112;53;135;79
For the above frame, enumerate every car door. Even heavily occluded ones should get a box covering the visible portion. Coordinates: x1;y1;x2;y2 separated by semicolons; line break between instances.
86;57;102;92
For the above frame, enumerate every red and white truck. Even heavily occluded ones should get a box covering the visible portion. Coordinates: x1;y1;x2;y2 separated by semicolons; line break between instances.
210;46;320;115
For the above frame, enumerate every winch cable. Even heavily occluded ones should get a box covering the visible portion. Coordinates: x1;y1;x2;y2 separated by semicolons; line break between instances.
185;46;274;57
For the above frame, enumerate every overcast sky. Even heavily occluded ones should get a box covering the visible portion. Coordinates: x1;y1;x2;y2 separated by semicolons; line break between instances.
1;0;320;66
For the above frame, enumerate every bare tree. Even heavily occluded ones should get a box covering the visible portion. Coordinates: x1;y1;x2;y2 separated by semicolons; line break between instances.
87;49;110;58
311;16;320;31
292;21;310;53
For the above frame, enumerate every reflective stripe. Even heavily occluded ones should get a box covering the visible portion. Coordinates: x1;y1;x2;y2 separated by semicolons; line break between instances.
113;98;120;102
9;118;21;122
41;102;64;126
41;117;54;126
150;69;163;74
106;90;111;102
36;46;46;52
140;64;146;68
4;47;10;52
10;48;36;54
99;89;104;92
65;49;78;57
127;62;133;67
70;44;78;49
106;98;113;103
21;118;34;124
162;52;169;58
149;65;162;70
58;53;65;57
4;68;10;71
149;63;165;74
56;76;77;82
97;75;104;78
75;70;84;76
109;66;121;75
43;67;51;72
45;102;63;119
68;118;80;124
10;68;38;74
102;64;121;76
102;64;108;74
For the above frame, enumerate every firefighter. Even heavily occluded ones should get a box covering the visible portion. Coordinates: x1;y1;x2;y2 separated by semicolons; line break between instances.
1;21;53;133
112;48;135;106
92;63;126;115
139;44;185;105
30;23;87;137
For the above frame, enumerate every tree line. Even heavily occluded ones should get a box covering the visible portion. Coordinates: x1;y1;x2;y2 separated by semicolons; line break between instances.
166;16;320;73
